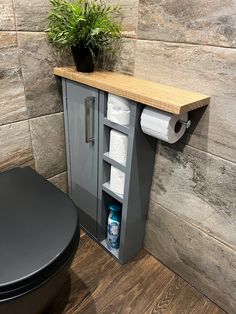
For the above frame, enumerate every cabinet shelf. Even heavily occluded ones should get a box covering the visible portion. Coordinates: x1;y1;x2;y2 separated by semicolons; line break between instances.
103;152;126;172
102;182;124;203
103;118;129;135
100;239;119;259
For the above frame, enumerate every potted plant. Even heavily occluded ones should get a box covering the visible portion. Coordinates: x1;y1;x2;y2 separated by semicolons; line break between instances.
47;0;122;72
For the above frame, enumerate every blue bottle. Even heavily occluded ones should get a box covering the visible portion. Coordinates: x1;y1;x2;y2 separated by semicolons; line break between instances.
107;204;121;251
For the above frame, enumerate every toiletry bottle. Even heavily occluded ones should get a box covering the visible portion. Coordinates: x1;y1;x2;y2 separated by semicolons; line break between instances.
107;204;121;251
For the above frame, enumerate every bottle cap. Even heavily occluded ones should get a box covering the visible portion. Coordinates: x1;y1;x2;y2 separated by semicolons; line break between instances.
109;204;121;212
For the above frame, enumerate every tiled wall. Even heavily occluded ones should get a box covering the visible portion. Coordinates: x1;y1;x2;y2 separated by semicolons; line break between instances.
121;1;236;313
0;0;68;191
1;1;236;312
0;0;135;193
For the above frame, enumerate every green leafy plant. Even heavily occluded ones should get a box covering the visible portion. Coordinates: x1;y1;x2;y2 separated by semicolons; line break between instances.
47;0;122;53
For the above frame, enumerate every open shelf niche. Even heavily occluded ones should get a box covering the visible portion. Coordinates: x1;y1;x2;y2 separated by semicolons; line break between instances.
97;91;157;263
99;190;122;259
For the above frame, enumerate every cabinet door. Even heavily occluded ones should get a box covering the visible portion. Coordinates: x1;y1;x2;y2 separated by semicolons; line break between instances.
65;80;99;237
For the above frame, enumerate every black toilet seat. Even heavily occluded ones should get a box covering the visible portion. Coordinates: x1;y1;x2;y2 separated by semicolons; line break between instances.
0;167;80;301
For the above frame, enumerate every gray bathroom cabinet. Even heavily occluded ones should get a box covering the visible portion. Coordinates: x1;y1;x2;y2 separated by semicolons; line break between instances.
62;78;156;263
56;68;209;263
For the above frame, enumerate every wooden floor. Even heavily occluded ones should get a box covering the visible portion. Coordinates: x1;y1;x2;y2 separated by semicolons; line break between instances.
45;234;225;314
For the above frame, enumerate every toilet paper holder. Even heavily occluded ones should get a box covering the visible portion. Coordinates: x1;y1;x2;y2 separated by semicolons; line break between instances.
179;119;191;129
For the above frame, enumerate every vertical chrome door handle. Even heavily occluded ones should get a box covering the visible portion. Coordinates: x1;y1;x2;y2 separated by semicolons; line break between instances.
85;96;95;143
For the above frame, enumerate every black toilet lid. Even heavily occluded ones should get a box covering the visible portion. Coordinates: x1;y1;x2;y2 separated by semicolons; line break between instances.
0;167;80;300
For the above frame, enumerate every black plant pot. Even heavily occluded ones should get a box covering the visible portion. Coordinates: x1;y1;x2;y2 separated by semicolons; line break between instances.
71;45;97;73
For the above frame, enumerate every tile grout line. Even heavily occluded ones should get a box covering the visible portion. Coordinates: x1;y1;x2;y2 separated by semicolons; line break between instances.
127;36;236;50
179;140;236;165
150;200;236;254
177;138;236;165
0;110;64;129
2;30;236;50
11;0;36;169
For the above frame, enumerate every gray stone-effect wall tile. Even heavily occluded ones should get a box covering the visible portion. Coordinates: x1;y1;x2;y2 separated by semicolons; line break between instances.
13;0;51;31
17;32;64;118
99;38;136;75
0;32;28;125
29;112;66;178
0;120;34;171
0;0;15;30
48;171;68;194
151;142;236;250
138;0;236;48
113;38;136;74
13;0;138;36
144;201;236;314
134;40;236;163
107;0;139;38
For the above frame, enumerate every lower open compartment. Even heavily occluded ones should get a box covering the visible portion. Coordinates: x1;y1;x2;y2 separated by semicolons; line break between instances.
99;191;123;260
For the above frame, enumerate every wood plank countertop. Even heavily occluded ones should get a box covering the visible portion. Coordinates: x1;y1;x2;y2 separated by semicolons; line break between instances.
54;67;210;114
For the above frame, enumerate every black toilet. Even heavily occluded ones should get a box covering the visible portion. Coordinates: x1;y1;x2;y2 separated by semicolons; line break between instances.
0;167;80;314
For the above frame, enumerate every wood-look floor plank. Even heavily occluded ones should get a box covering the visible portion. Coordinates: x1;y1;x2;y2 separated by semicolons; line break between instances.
45;235;225;314
80;229;85;237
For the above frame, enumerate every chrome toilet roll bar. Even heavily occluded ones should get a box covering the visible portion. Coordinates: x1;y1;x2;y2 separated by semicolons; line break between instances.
179;119;191;129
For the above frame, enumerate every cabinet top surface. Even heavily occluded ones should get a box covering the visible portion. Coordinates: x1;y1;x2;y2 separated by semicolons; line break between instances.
54;67;210;114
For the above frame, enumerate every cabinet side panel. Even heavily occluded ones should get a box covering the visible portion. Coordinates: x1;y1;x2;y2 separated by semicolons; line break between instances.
120;104;157;263
97;91;107;241
62;78;72;196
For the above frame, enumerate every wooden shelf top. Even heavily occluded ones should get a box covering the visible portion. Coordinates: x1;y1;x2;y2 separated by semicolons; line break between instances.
54;67;210;114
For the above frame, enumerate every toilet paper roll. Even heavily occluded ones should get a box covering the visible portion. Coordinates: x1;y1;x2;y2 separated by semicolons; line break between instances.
107;93;130;125
110;166;125;195
141;107;188;144
109;130;128;165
